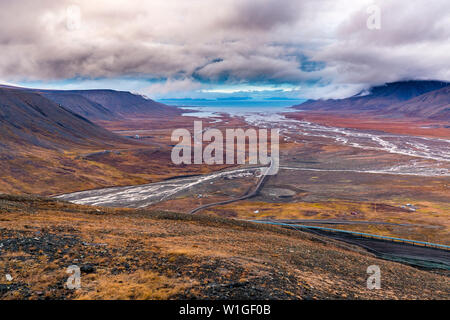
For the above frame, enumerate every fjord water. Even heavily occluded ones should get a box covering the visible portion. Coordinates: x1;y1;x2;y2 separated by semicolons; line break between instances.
159;99;305;118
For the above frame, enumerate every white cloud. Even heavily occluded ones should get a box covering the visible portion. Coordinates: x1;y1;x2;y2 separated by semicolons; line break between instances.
202;84;301;94
0;0;448;99
145;78;204;97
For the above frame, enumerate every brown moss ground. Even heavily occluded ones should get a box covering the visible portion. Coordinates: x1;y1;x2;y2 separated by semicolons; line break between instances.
286;112;450;139
0;143;231;196
202;200;450;245
0;195;448;300
0;114;268;196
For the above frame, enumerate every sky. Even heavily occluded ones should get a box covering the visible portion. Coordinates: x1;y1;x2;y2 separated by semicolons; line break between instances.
0;0;449;101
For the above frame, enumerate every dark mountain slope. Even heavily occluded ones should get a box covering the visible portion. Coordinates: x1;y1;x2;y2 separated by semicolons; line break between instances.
364;80;448;101
53;89;181;119
0;87;127;150
293;81;449;118
1;85;182;121
383;85;450;120
40;91;117;120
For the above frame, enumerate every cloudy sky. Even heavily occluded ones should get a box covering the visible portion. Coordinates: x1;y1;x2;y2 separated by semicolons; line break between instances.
1;0;449;101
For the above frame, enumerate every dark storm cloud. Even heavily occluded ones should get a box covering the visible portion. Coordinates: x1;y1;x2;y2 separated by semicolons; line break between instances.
217;0;301;31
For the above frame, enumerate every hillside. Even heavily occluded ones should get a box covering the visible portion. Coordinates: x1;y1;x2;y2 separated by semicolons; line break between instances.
0;88;126;150
383;85;450;120
40;91;117;121
0;86;224;196
293;81;449;120
41;89;181;120
0;87;151;195
0;195;447;300
0;84;182;121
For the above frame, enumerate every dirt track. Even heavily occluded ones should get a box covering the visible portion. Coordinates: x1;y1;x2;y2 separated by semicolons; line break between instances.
189;161;274;214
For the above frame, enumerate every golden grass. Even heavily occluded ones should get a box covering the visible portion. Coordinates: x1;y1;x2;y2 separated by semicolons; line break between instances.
203;199;450;244
77;270;191;300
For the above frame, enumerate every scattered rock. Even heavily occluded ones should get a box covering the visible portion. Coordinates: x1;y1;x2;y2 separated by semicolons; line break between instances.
80;264;96;274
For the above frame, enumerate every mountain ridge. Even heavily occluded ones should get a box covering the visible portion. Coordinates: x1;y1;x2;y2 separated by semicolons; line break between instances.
382;85;450;120
0;84;182;121
0;87;129;150
293;80;450;120
39;89;182;120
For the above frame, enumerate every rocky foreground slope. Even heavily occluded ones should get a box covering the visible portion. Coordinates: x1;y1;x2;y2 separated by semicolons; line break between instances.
0;195;447;300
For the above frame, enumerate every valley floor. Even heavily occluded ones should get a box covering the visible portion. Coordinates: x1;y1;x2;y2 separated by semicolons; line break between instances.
57;111;450;247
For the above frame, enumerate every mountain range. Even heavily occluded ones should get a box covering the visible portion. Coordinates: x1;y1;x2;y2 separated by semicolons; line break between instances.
0;85;186;195
0;87;126;151
293;80;450;120
1;80;448;153
0;84;184;151
39;89;181;120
